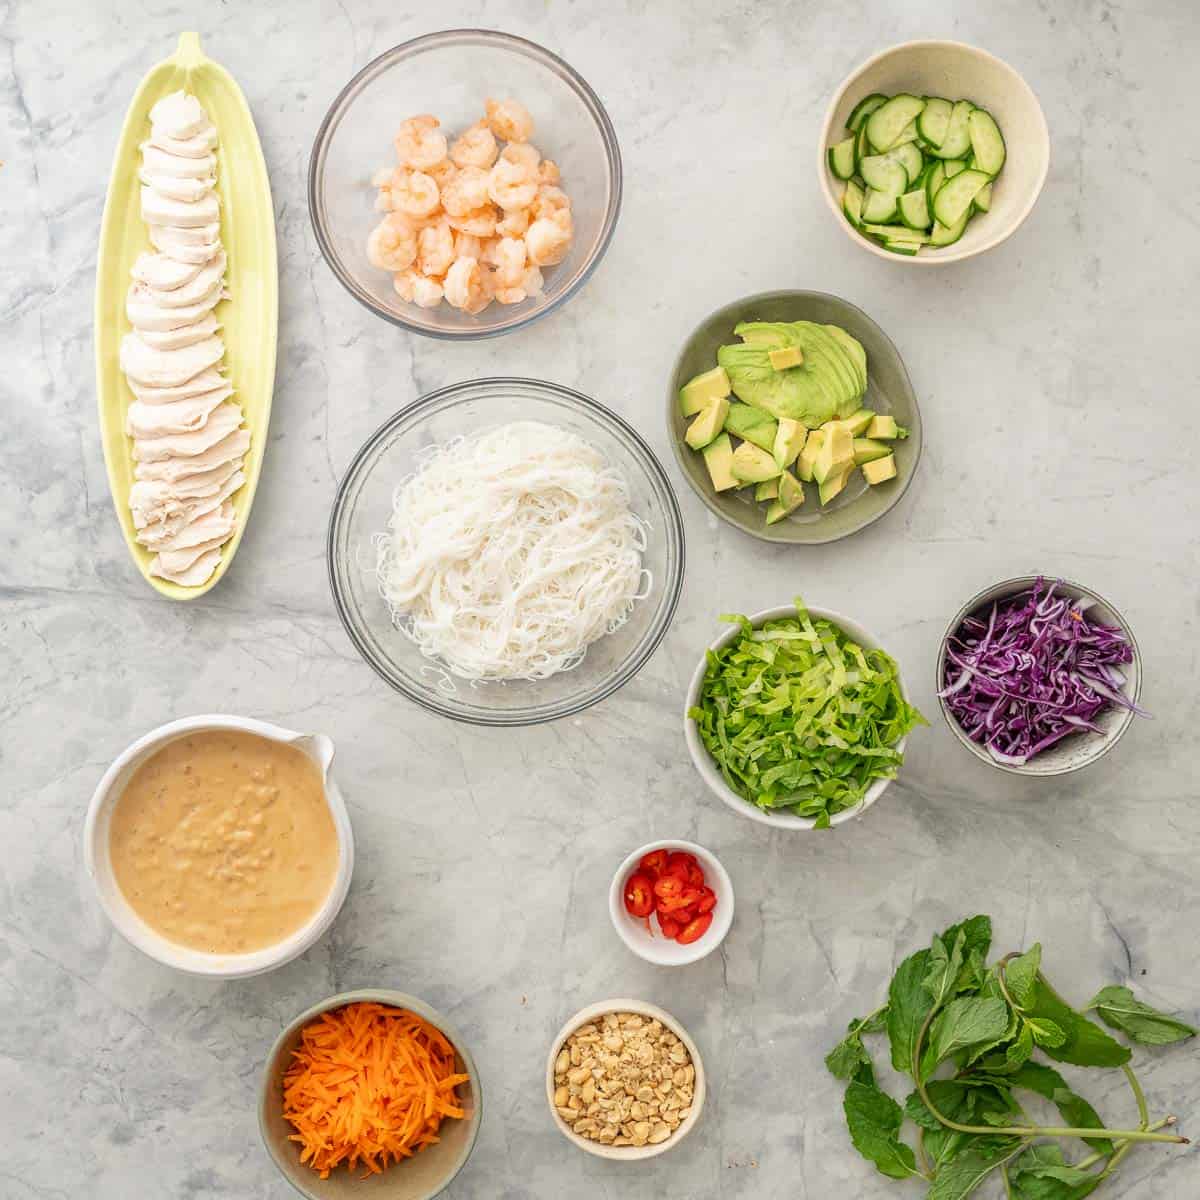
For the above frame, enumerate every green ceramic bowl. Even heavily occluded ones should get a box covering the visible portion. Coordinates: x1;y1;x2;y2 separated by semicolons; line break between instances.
667;290;922;544
259;989;481;1200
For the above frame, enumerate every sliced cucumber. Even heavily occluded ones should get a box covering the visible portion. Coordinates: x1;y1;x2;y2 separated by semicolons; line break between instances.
898;188;932;229
917;96;952;146
860;188;898;223
929;209;970;247
842;179;865;226
930;100;973;159
883;241;922;256
854;122;871;169
932;168;991;227
859;155;908;195
865;94;926;152
890;120;920;148
828;137;856;180
943;158;969;180
888;142;924;185
973;181;993;213
863;223;931;241
968;108;1006;174
924;161;946;208
846;92;888;133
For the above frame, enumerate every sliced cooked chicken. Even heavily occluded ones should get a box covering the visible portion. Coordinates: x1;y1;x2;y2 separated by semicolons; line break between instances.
140;184;219;228
153;536;232;578
120;333;225;388
140;144;216;179
150;546;223;586
138;169;217;203
130;461;241;515
134;428;249;482
127;373;230;407
148;219;220;246
132;403;244;462
136;252;226;309
137;501;236;550
146;122;218;159
132;468;245;531
136;313;220;351
126;388;230;437
127;280;225;330
131;251;207;292
149;91;210;140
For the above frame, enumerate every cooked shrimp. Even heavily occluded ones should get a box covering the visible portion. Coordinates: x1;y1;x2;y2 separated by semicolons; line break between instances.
478;236;502;266
446;205;499;238
493;236;527;287
394;115;448;170
488;158;538;211
453;231;483;260
521;264;544;295
366;213;418;271
496;206;531;238
494;284;527;305
417;219;455;277
450;120;499;169
389;169;441;219
443;256;492;314
499;141;540;177
538;159;561;186
424;158;459;188
525;215;571;266
534;185;571;220
485;97;534;143
371;166;395;187
441;165;491;217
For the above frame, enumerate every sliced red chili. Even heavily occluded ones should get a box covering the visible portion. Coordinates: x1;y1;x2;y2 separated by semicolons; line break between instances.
659;916;682;939
638;849;669;878
696;887;717;915
676;912;713;944
623;872;655;918
653;875;684;902
664;851;698;881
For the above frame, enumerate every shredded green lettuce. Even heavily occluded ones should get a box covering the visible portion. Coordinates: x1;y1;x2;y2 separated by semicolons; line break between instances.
688;597;926;826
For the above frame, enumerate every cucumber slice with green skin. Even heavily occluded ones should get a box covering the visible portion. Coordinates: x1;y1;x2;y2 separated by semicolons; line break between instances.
854;123;871;169
888;142;924;185
828;137;856;180
898;188;932;229
842;179;865;227
861;188;899;223
924;161;946;209
968;108;1006;174
859;155;908;196
931;100;973;159
865;94;926;151
973;181;992;213
943;158;969;180
929;209;970;246
932;168;991;226
889;120;920;148
863;223;931;242
917;96;953;146
846;92;888;133
883;242;922;256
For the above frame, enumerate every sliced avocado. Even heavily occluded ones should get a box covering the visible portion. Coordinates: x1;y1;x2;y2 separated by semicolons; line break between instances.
853;437;891;465
730;441;782;484
796;428;825;482
778;469;804;511
862;453;897;484
684;397;729;450
738;326;789;348
867;413;902;439
723;403;778;452
840;408;876;437
812;422;853;484
702;433;738;492
818;463;855;506
754;477;780;502
768;345;804;370
773;418;807;469
679;366;731;417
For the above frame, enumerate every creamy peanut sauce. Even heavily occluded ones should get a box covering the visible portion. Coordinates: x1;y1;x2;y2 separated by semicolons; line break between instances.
109;730;338;954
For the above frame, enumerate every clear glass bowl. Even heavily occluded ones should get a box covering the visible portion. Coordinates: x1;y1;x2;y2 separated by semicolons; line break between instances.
308;29;622;339
328;379;685;725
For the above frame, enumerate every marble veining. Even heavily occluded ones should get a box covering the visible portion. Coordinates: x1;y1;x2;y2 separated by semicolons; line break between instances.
2;0;1198;1196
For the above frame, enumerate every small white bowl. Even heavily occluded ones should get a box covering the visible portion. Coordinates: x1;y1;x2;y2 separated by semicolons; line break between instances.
608;840;733;966
546;998;706;1160
818;40;1050;265
83;714;354;978
684;606;913;830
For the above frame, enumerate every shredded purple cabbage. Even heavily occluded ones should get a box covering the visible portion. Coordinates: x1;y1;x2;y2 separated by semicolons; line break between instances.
940;578;1148;766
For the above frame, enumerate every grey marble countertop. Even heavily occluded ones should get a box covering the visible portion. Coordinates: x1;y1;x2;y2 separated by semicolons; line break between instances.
3;0;1198;1196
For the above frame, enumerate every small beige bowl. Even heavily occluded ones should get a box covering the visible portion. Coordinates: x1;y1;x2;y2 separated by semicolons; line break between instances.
818;40;1050;264
546;998;705;1159
259;989;482;1200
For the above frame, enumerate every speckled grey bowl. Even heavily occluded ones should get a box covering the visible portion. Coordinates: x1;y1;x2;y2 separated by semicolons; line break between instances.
259;989;481;1200
937;576;1143;777
667;290;922;544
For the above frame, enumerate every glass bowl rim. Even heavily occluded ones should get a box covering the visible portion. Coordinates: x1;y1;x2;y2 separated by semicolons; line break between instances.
326;376;687;726
307;27;624;341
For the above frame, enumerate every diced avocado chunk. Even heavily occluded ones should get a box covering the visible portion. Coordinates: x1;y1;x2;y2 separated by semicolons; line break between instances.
702;433;738;492
862;453;897;484
679;366;731;417
730;441;782;484
853;437;891;465
765;472;805;524
723;403;778;452
818;463;855;506
773;418;807;469
867;413;902;439
795;428;825;482
684;397;729;450
755;478;780;502
840;408;875;437
812;422;853;484
768;345;804;370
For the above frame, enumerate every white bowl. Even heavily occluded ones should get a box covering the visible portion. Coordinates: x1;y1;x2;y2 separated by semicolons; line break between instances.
684;606;912;830
608;840;733;966
818;40;1050;264
83;714;354;978
545;998;706;1160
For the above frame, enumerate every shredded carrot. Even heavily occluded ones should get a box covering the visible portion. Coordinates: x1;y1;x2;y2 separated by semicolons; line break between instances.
281;1002;470;1179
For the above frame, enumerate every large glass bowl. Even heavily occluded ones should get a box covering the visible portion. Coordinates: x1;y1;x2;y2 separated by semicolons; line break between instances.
328;379;685;725
309;29;622;339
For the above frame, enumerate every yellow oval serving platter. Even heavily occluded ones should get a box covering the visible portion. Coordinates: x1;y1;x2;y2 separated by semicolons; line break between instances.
94;32;277;600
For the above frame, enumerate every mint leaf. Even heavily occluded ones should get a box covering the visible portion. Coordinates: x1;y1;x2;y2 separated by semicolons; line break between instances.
1010;1144;1106;1199
887;948;933;1075
842;1079;918;1179
1000;1062;1111;1153
1024;977;1130;1068
926;1144;1020;1200
1086;985;1198;1046
924;931;967;1007
923;996;1011;1075
1005;943;1042;1009
826;1012;885;1080
1003;1023;1035;1071
1026;1017;1067;1049
939;914;993;964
